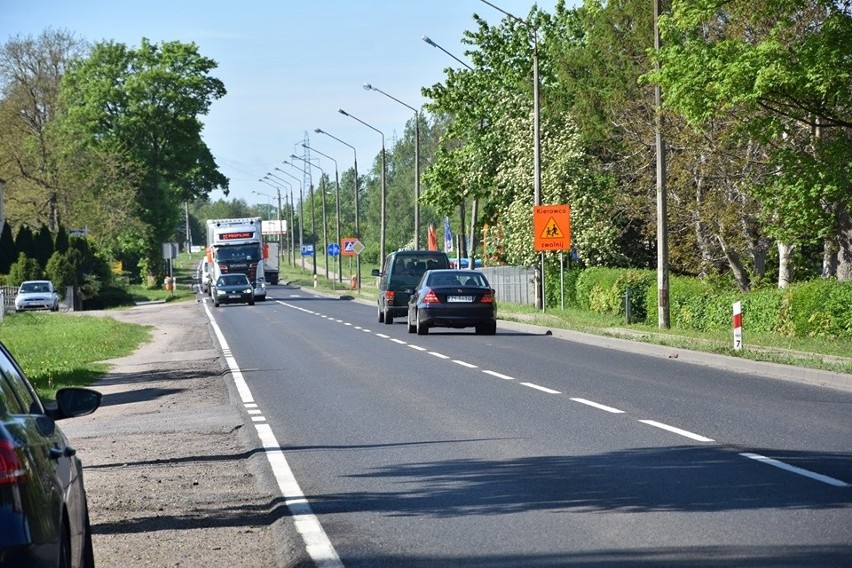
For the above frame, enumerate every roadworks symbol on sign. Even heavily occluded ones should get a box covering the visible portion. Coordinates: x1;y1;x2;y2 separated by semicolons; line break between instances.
540;218;565;239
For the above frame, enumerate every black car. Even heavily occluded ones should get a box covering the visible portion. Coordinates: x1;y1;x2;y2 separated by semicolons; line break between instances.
212;273;255;307
1;340;101;568
407;269;497;335
371;250;450;324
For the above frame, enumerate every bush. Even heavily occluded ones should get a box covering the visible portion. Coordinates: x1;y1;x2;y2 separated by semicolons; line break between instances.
779;279;852;338
575;267;654;318
81;284;136;310
7;253;43;286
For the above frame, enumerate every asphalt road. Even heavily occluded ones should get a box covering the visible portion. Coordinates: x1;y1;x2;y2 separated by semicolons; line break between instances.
207;283;852;567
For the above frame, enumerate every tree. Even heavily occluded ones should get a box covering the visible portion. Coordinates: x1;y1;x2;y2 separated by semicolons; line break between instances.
14;224;35;260
0;221;14;273
0;29;86;232
652;0;852;282
33;224;54;267
59;38;229;277
7;252;42;285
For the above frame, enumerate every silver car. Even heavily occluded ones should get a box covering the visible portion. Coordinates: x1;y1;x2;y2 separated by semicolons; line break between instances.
14;281;60;312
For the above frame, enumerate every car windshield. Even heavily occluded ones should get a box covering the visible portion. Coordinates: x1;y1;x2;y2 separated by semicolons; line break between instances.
219;275;249;286
20;282;49;293
427;271;489;288
216;245;260;262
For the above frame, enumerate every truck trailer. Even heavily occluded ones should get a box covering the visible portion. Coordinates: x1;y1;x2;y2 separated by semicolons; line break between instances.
205;218;267;300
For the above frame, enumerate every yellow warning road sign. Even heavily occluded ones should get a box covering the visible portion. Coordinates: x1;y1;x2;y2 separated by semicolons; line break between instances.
533;205;571;252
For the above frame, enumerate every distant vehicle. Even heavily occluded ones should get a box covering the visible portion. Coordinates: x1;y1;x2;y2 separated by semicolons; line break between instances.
205;218;267;301
371;250;451;324
0;339;101;568
14;280;59;312
262;241;280;285
212;273;255;307
407;269;497;335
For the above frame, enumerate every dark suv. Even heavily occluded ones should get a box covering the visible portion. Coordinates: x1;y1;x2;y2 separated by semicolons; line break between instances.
371;250;450;324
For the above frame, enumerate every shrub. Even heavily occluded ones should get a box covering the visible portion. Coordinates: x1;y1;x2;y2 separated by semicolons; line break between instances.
7;253;43;286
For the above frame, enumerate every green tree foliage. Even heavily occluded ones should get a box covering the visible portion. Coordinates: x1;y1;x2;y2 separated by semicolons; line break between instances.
45;250;74;297
33;224;54;267
0;222;14;273
7;252;42;285
14;225;34;259
652;0;852;279
0;29;86;233
59;38;229;277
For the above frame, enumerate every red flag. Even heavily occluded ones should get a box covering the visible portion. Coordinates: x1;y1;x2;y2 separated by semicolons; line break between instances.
427;224;438;251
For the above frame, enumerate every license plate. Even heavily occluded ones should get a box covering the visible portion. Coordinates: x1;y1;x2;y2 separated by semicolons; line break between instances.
447;295;473;303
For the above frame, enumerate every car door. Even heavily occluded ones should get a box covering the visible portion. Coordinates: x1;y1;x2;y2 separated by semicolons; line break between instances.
0;344;72;563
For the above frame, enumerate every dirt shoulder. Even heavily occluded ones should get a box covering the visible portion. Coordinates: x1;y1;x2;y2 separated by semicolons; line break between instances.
62;299;308;568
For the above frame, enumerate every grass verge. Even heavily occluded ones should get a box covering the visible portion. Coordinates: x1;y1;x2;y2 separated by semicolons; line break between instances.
0;312;150;400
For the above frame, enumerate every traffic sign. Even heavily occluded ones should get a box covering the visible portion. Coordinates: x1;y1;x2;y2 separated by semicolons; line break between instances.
300;244;315;256
341;238;365;257
327;243;341;257
533;204;571;252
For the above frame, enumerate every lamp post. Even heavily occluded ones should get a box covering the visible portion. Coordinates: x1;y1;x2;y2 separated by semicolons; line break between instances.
272;169;305;271
260;178;292;267
338;108;387;263
291;154;330;281
282;161;316;275
654;0;670;328
479;0;543;308
422;35;482;271
303;143;342;282
363;83;420;249
315;128;361;290
252;190;273;220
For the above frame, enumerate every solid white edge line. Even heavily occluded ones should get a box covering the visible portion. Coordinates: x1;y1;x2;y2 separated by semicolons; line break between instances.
257;423;343;566
205;303;343;567
639;420;715;442
740;452;850;488
483;370;515;380
571;398;625;414
521;382;561;394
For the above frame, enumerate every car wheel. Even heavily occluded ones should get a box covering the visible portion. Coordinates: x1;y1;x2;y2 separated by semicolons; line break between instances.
214;299;220;307
407;312;416;334
377;304;384;323
475;323;486;335
488;321;497;335
248;300;255;306
384;310;393;324
58;516;72;568
416;317;429;335
81;503;95;568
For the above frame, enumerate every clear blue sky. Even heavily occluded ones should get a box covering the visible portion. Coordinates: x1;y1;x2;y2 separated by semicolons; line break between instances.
2;1;565;205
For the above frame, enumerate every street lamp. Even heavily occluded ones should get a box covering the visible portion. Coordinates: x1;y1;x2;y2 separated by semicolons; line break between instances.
281;161;316;275
363;83;421;249
291;154;330;281
303;143;342;282
252;190;273;219
315;128;361;290
260;177;294;267
479;0;543;308
272;169;305;271
338;108;387;263
422;35;482;271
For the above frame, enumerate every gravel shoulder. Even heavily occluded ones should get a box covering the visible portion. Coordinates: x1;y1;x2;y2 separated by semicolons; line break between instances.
61;299;310;568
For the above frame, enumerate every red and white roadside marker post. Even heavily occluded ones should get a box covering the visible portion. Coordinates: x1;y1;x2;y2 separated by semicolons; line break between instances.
733;301;743;351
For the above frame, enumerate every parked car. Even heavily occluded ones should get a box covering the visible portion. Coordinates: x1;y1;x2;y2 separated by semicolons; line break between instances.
407;269;497;335
14;280;59;312
371;250;450;324
212;273;255;307
0;340;101;568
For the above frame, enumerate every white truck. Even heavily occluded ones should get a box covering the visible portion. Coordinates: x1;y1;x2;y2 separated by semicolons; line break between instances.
263;241;280;285
205;217;267;300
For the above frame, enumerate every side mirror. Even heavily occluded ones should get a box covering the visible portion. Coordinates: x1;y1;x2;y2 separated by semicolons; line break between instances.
370;269;381;277
49;387;102;420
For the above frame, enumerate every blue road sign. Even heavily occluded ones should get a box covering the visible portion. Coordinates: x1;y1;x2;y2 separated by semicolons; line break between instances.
327;243;341;257
300;244;315;256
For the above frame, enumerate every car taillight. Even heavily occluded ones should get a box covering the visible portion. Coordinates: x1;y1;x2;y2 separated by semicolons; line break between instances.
423;290;440;304
385;291;395;302
480;290;494;303
0;440;27;485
